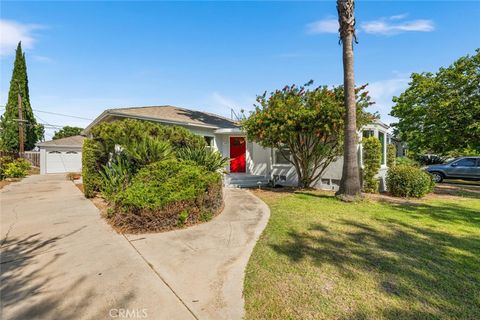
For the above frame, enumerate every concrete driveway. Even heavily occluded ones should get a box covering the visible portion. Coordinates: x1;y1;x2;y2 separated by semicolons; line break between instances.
0;174;269;320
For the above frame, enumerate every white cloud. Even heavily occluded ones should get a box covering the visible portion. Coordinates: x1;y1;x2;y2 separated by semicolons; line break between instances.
361;16;434;35
367;76;410;124
306;18;338;34
0;20;45;57
307;14;434;36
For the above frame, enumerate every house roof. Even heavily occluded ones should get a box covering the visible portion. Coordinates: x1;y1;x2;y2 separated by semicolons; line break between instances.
84;105;240;133
37;135;85;148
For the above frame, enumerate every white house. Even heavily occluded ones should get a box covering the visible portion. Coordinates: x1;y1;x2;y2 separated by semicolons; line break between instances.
40;105;392;190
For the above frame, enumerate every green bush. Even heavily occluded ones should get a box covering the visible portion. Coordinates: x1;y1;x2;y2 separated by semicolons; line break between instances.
121;136;174;169
91;119;205;155
176;146;229;172
112;160;222;232
386;165;435;198
82;139;103;198
396;157;419;167
0;156;15;179
100;156;134;200
362;137;382;193
387;144;396;168
3;158;31;178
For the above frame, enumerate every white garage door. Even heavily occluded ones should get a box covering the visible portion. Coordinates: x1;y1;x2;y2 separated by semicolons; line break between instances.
46;150;82;173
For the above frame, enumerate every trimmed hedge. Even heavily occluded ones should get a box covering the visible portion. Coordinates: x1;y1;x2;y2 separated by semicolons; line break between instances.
387;144;396;168
82;139;103;198
362;137;382;193
111;160;222;232
386;165;435;198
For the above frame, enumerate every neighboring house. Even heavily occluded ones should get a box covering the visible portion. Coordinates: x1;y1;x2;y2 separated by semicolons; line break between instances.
39;105;392;191
37;135;85;174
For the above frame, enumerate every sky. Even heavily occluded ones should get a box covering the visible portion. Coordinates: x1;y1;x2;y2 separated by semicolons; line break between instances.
1;1;479;140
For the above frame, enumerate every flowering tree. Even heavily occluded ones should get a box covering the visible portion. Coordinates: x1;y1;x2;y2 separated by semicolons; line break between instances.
242;82;373;188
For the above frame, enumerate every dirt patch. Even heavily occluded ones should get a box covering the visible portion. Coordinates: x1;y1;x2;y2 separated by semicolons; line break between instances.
0;180;12;189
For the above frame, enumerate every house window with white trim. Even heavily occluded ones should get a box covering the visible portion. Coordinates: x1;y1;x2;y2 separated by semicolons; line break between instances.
274;148;292;165
204;136;214;147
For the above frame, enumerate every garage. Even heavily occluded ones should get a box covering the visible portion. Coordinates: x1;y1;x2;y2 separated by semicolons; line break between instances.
37;135;85;174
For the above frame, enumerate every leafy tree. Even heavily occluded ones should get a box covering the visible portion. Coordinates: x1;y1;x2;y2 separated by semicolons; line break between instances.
391;49;480;156
336;0;362;201
0;42;42;151
242;82;373;188
53;126;83;140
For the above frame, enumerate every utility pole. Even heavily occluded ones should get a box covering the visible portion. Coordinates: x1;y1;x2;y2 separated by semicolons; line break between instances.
17;83;24;154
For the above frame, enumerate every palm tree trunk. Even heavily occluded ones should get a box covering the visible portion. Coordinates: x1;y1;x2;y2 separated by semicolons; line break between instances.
336;0;362;201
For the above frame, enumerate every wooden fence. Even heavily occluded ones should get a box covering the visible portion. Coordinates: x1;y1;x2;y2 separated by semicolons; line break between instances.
0;151;40;167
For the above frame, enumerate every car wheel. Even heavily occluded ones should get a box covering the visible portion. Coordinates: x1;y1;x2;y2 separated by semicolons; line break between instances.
431;172;443;183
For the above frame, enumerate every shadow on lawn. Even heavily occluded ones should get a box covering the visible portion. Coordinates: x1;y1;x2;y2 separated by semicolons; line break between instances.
271;199;480;319
0;229;134;320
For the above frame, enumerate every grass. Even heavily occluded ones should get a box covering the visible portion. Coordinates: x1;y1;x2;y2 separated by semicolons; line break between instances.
244;189;480;320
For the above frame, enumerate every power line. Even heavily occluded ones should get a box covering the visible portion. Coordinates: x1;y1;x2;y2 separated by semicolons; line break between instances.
0;105;94;121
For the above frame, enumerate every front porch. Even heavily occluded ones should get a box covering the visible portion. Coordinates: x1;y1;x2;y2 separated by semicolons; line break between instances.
224;173;270;188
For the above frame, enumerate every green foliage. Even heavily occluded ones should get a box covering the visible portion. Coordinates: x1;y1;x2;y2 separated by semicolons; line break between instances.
3;158;31;178
387;144;397;168
53;126;83;140
0;156;14;179
121;136;174;168
178;210;189;226
0;42;42;151
91;119;205;156
396;157;420;167
362;137;382;193
82;139;103;198
176;146;229;172
391;50;480;156
242;81;375;188
199;211;213;222
100;156;134;200
115;160;221;210
386;165;435;198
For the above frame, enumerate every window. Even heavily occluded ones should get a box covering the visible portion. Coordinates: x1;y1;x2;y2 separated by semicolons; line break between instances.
66;151;78;154
274;148;291;165
363;130;374;138
204;136;214;147
48;151;61;154
378;132;386;165
454;158;477;167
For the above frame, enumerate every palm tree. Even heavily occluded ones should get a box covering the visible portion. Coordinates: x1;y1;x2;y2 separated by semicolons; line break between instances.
336;0;362;201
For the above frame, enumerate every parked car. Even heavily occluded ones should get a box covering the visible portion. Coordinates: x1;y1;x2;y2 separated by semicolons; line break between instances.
425;156;480;183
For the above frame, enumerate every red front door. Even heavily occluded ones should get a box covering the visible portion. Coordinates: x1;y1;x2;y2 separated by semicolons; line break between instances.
230;137;246;173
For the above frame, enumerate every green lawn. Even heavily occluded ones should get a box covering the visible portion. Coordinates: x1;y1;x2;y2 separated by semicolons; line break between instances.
244;190;480;320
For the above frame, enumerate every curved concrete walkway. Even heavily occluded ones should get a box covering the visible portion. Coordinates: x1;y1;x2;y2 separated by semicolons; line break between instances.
126;187;270;320
0;174;270;320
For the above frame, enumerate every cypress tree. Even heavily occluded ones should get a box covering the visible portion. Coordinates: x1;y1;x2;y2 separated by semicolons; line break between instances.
0;42;42;151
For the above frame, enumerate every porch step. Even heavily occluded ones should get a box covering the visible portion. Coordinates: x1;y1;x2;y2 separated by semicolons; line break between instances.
224;174;270;188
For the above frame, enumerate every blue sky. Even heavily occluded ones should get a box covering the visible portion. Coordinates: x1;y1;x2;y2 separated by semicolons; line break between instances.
1;1;479;139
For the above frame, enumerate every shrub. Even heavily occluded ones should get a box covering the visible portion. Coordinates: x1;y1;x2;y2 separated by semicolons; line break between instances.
0;156;15;179
82;139;103;198
387;144;396;168
111;160;222;232
386;165;435;198
362;137;382;193
396;157;419;167
121;136;174;169
176;146;229;172
3;158;31;178
91;119;205;155
100;156;134;200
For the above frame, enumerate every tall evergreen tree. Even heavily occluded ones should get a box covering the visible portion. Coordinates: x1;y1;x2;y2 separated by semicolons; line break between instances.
0;42;42;151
